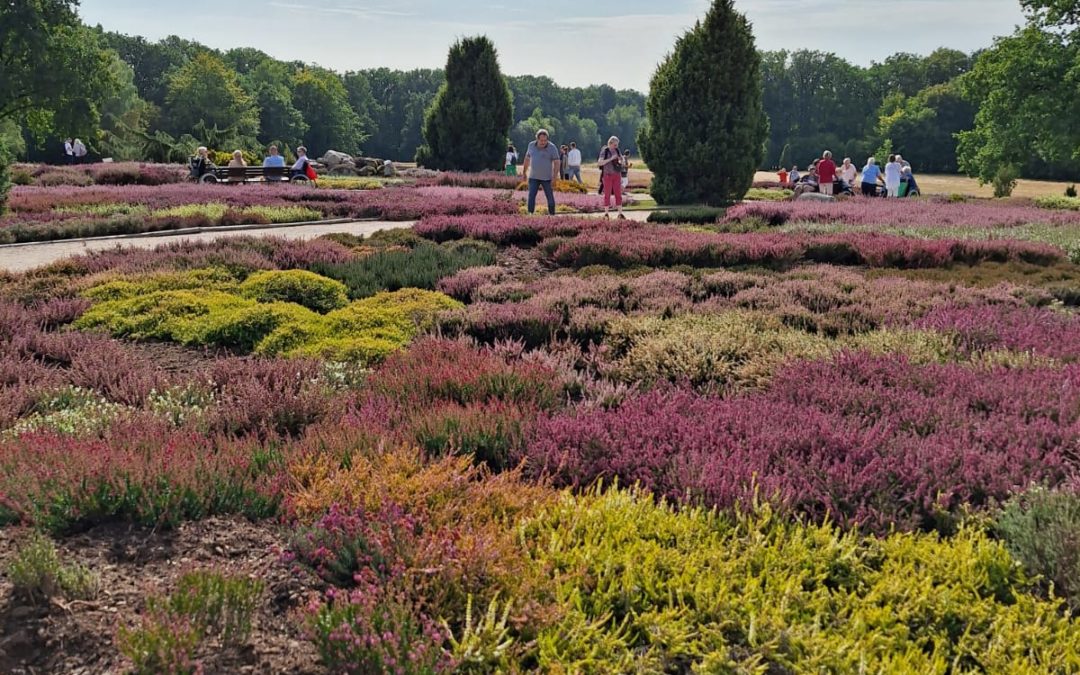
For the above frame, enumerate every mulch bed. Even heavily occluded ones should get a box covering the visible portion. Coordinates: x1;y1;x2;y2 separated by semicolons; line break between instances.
0;517;324;674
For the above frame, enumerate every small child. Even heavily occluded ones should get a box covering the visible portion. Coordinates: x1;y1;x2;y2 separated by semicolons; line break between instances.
620;150;632;191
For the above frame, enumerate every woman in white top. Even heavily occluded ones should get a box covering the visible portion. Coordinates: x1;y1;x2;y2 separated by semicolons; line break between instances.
505;144;518;176
291;146;310;179
884;154;903;198
840;158;857;188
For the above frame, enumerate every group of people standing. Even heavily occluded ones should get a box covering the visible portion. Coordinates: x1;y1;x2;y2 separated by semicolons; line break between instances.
509;130;633;218
63;138;88;164
781;151;919;199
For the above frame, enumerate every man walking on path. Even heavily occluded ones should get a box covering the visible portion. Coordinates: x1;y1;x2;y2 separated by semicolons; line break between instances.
566;142;583;183
521;129;561;215
818;151;836;196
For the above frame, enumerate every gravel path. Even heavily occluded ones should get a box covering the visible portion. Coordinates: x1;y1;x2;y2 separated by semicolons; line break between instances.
0;211;653;273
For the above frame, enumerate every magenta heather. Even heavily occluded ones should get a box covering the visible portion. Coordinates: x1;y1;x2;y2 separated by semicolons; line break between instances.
525;352;1080;533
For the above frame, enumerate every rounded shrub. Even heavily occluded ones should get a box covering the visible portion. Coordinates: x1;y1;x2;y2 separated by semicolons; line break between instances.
239;270;350;313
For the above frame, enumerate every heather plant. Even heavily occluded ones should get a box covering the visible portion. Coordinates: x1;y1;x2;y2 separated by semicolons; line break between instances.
995;486;1080;610
913;303;1080;361
306;577;453;675
4;385;129;437
517;488;1080;672
723;198;1080;229
419;171;520;190
152;571;264;644
116;613;200;675
2;184;520;243
1035;195;1080;211
0;422;289;531
435;266;505;302
646;206;727;225
308;240;496;299
444;594;515;673
6;530;99;604
414;214;607;246
545;228;1064;271
526;354;1080;533
118;571;263;675
238;269;350;313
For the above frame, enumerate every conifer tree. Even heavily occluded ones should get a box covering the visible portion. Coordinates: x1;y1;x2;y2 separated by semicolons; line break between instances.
416;37;513;171
639;0;768;205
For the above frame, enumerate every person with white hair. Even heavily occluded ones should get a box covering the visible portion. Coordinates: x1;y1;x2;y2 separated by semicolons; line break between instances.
840;157;857;188
818;150;837;196
598;136;626;219
860;157;882;197
72;138;88;163
896;154;911;170
189;146;212;180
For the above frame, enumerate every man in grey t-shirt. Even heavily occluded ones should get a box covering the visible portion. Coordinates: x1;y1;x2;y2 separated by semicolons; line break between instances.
521;129;561;215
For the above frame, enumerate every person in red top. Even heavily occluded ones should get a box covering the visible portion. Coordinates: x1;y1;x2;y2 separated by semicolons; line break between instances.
817;151;837;196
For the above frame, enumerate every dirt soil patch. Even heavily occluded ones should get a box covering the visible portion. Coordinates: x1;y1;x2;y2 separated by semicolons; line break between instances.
0;517;324;674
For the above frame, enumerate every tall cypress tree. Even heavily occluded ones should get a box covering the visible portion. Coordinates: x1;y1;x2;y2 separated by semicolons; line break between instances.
639;0;767;206
415;37;513;171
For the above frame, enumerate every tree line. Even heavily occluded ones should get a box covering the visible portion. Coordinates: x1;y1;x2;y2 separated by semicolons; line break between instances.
0;14;645;165
0;0;1077;204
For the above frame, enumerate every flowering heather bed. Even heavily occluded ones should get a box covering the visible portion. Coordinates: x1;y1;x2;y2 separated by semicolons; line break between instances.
723;198;1080;228
0;184;520;243
545;227;1064;269
3;213;1080;670
526;352;1080;533
415;214;610;245
412;186;606;212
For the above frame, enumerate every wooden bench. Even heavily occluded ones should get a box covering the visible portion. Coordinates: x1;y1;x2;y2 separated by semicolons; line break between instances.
196;166;308;184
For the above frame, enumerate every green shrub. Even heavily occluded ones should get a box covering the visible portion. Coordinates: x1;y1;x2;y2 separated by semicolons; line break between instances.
1034;194;1080;211
364;227;427;249
6;531;99;604
83;268;240;302
310;241;496;299
0;149;10;215
118;570;263;674
238;270;349;313
995;486;1080;610
79;277;459;363
991;164;1019;198
1066;184;1077;198
743;187;793;201
518;488;1080;672
646;206;727;225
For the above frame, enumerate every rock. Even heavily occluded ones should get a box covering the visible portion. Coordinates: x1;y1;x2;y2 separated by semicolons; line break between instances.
358;165;376;177
358;157;381;169
317;150;354;169
382;160;396;177
795;192;836;202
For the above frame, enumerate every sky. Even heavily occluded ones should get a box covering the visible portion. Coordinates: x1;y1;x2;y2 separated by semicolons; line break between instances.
78;0;1027;91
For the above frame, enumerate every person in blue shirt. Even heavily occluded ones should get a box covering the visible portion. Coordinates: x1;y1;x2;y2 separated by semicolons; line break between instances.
263;145;286;168
860;157;883;197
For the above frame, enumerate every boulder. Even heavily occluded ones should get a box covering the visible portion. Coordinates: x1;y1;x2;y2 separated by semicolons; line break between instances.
358;165;376;177
795;192;836;202
318;150;354;169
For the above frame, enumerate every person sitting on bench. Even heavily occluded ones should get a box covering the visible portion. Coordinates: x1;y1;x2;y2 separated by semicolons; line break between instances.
189;146;214;180
291;146;311;180
263;145;286;168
